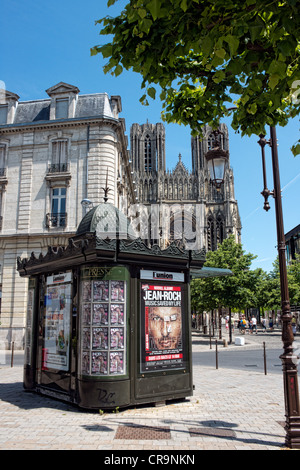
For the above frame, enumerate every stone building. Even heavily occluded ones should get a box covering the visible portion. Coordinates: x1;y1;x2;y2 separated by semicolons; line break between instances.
130;121;241;250
0;82;135;349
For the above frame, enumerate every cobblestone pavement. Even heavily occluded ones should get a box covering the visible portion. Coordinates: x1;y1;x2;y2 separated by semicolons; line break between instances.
0;329;293;451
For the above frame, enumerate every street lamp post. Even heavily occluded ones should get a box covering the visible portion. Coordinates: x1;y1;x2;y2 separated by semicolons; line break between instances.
258;127;300;449
206;125;300;448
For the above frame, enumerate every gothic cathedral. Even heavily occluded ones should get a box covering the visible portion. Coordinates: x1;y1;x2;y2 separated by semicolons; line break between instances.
130;121;241;251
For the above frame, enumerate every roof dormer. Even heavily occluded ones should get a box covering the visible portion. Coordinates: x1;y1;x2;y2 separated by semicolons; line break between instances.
0;89;19;124
46;82;80;120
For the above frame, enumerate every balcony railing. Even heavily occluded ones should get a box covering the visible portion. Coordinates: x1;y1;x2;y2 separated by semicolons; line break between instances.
46;212;67;228
0;168;7;177
47;163;69;173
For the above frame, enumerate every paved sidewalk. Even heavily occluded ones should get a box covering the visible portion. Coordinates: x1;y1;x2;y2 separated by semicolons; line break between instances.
0;331;290;451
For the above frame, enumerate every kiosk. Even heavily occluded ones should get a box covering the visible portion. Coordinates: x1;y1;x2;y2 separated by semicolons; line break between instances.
18;202;208;410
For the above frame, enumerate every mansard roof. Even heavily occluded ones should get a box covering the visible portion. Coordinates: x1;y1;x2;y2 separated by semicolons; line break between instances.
3;82;120;126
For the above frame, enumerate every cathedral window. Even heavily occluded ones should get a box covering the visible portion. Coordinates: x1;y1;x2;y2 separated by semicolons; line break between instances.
144;135;152;172
216;215;224;245
207;217;215;251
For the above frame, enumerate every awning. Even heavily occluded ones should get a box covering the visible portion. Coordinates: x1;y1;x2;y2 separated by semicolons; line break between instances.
190;267;233;278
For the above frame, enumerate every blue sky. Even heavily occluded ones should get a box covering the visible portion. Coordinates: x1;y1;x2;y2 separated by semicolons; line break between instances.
1;0;299;273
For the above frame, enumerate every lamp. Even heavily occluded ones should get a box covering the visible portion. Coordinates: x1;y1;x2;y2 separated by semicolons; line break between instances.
205;130;229;189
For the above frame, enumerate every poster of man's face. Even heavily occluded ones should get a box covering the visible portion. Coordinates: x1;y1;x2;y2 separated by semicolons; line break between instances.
148;307;182;351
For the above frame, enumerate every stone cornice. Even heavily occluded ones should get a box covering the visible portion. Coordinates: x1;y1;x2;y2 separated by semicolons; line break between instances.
0;115;121;135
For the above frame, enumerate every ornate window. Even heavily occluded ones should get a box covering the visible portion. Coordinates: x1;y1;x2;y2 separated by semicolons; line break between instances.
46;187;67;228
207;216;215;251
49;140;68;173
216;215;224;245
144;135;151;172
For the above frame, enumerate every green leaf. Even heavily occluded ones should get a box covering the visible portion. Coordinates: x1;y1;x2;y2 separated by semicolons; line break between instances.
269;74;280;90
138;8;147;19
147;87;156;99
97;44;113;58
201;36;213;55
140;18;153;33
215;48;226;59
291;142;300;156
147;0;160;20
107;0;118;6
224;35;239;56
247;103;257;114
181;0;188;12
114;64;123;76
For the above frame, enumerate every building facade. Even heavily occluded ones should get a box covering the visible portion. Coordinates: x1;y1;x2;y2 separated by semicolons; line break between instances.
0;82;135;349
130;121;241;251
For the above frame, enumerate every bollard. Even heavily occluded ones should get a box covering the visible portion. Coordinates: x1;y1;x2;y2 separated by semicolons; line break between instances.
11;341;14;368
215;340;218;370
263;341;267;375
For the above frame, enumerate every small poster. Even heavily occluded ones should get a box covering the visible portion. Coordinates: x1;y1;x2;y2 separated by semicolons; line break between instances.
110;351;124;374
81;351;90;374
110;327;124;349
93;280;109;301
92;351;108;375
82;327;91;349
82;304;91;325
92;327;108;350
93;303;108;325
110;304;124;325
111;281;125;302
82;281;91;302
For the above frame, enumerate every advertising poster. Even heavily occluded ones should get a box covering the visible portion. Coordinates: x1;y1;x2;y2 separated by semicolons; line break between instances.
80;275;127;376
140;282;185;372
43;273;72;371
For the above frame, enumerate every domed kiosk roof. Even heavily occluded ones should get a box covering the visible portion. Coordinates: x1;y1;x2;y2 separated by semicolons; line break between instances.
76;202;136;241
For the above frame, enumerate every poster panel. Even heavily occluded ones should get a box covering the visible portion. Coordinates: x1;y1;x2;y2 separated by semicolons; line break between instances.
140;282;186;372
80;270;127;377
43;273;72;371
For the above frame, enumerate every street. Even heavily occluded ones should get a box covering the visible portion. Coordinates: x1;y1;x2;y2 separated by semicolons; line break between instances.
0;326;294;450
192;328;295;375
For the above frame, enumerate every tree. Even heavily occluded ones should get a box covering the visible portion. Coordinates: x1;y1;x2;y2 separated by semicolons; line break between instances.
287;254;300;306
92;0;300;153
191;235;260;313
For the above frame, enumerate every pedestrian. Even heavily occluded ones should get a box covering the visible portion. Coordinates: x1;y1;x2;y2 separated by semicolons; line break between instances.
240;316;246;334
261;317;266;333
248;317;252;333
251;315;257;334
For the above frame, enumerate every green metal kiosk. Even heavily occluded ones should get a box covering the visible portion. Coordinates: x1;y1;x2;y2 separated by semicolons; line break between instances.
18;202;209;410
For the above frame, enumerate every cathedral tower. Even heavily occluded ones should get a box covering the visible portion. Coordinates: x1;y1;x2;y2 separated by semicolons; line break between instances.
130;121;241;250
